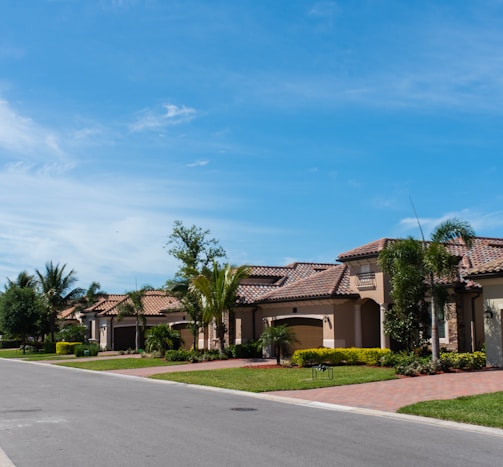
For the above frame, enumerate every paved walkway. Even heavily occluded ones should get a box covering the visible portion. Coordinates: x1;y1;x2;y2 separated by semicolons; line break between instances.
105;358;503;413
268;368;503;412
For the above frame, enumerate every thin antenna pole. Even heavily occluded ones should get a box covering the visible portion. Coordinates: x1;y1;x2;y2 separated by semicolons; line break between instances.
409;196;426;243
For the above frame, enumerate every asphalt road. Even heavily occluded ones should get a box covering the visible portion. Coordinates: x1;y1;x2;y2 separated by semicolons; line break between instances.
1;358;502;467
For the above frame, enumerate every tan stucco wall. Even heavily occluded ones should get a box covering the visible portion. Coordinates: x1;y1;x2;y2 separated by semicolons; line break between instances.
254;300;356;349
471;279;503;367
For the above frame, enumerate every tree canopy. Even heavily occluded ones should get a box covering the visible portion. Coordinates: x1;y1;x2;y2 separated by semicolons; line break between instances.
166;220;227;350
378;217;475;359
191;261;249;354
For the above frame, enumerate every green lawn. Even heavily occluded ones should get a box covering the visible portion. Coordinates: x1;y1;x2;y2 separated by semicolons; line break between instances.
398;392;503;429
0;348;62;360
150;366;397;392
57;357;184;371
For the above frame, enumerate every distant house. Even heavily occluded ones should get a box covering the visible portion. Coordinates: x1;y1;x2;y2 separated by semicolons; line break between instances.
60;236;503;366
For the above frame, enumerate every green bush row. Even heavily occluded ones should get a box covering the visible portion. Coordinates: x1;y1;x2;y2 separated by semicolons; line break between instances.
44;342;56;353
165;349;225;363
75;343;100;357
0;340;22;349
380;350;487;376
225;341;262;359
291;347;392;367
56;342;82;355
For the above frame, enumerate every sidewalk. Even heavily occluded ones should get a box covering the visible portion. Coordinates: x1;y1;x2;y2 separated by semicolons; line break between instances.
267;368;503;412
106;358;503;413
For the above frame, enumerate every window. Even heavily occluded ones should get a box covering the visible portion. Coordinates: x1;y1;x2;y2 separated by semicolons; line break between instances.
425;314;447;340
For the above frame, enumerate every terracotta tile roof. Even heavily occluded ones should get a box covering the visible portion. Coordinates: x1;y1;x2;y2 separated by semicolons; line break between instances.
338;236;503;288
77;291;182;317
337;238;391;261
256;264;354;303
465;257;503;276
237;262;337;304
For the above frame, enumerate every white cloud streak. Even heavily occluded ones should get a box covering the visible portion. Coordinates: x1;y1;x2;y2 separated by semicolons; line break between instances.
129;103;197;132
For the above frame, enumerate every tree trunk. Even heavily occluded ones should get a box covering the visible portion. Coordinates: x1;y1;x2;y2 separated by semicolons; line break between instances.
430;274;440;361
135;319;140;352
275;343;281;365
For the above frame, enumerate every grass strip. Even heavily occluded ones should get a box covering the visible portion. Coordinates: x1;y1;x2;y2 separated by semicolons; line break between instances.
398;391;503;429
57;357;183;371
150;366;397;392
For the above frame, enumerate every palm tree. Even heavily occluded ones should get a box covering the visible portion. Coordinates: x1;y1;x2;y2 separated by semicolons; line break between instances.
116;286;153;351
145;324;183;355
424;218;475;360
191;262;249;354
6;271;37;290
35;262;84;342
258;324;298;365
378;237;429;351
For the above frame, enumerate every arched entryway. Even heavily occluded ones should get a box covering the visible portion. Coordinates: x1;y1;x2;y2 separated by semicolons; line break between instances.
361;299;381;347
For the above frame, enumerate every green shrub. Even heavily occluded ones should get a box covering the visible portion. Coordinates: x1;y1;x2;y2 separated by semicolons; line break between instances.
165;349;191;361
439;351;486;371
74;343;99;357
292;347;392;367
56;342;82;355
382;350;486;376
56;324;87;343
226;341;262;359
0;340;22;349
43;342;56;353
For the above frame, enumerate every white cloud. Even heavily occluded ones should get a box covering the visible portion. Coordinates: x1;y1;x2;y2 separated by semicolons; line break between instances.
129;103;197;132
187;159;209;167
308;2;337;18
0;100;71;170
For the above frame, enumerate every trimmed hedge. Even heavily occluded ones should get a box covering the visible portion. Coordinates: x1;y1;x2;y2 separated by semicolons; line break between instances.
439;351;486;371
44;342;57;353
75;343;99;357
380;350;487;376
56;342;82;355
0;340;22;349
292;347;392;367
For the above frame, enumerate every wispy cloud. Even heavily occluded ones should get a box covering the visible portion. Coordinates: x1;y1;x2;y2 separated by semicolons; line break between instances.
187;159;209;167
399;209;503;239
308;2;337;18
0;100;71;170
129;103;197;132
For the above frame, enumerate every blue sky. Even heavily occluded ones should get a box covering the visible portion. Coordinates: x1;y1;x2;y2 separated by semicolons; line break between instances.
1;0;503;292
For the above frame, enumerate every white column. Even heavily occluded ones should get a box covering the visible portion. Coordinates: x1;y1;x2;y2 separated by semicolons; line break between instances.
354;304;362;348
380;303;390;349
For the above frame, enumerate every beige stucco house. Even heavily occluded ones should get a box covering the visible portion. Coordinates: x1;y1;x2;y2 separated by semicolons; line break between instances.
465;257;503;367
61;236;503;366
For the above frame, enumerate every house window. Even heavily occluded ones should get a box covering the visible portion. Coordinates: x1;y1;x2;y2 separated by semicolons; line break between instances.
425;315;447;340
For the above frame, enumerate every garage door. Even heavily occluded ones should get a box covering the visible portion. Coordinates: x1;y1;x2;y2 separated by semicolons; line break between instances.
114;326;143;351
276;318;323;352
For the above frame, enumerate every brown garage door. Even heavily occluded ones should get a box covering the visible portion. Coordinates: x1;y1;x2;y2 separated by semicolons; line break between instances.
114;326;144;351
172;323;193;350
276;318;323;353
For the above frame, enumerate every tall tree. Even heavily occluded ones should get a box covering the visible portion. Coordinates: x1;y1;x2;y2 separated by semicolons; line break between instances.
378;217;475;360
425;218;475;360
166;220;226;279
166;220;226;350
117;286;153;351
0;286;45;353
5;271;37;290
191;262;249;354
378;237;429;351
36;262;84;342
